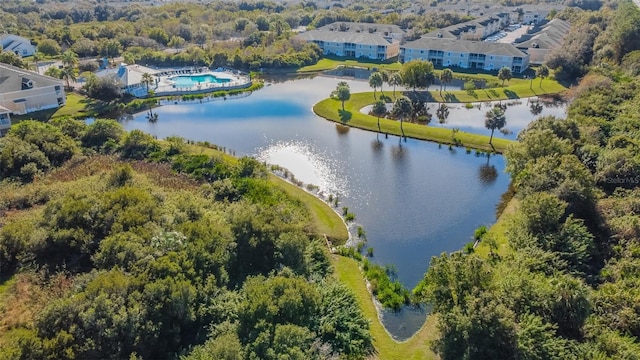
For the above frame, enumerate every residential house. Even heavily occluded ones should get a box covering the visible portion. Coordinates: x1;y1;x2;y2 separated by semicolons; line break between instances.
0;63;65;115
296;22;405;60
401;37;530;73
0;106;11;136
514;19;571;64
0;34;36;58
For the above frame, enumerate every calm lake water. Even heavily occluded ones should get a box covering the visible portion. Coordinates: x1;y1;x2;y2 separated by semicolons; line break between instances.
121;74;558;339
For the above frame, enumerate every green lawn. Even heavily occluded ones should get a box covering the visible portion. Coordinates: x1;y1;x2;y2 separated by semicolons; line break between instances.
299;58;403;73
333;256;438;360
314;91;513;153
12;93;99;122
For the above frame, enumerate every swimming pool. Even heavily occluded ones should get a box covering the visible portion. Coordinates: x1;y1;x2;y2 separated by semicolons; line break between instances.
170;74;231;87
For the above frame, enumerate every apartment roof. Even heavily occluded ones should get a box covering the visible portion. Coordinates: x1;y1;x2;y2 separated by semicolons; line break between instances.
516;19;570;49
0;63;62;93
297;30;394;46
423;15;502;40
403;37;528;57
317;22;405;35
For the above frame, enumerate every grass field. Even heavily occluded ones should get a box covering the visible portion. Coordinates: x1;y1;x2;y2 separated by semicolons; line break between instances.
314;91;514;153
333;256;439;360
298;58;403;73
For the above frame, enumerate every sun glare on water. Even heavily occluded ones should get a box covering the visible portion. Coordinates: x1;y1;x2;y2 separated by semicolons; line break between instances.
256;141;347;197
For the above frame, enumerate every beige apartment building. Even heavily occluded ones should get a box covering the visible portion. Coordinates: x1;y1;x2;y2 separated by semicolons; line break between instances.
0;63;66;115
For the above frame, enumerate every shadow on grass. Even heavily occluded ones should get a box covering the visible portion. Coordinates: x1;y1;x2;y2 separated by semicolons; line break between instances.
503;89;519;99
338;109;352;123
404;90;435;103
443;93;459;102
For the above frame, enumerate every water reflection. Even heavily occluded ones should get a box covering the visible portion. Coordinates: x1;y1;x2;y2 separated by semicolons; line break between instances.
336;124;350;135
479;163;499;185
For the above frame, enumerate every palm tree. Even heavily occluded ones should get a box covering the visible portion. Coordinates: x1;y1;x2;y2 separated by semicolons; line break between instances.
141;73;154;96
536;65;549;87
485;106;506;146
369;72;383;100
334;85;350;111
439;68;453;95
392;97;412;138
372;100;387;132
388;72;402;99
61;50;79;68
498;67;512;87
60;65;78;89
380;70;389;96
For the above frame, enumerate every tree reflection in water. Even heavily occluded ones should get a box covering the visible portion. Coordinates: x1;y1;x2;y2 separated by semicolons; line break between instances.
336;123;350;135
478;155;498;185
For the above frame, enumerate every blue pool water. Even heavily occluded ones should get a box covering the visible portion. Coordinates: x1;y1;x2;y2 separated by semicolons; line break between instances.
171;74;231;87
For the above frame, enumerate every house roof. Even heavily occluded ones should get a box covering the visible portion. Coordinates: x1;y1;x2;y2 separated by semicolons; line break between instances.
0;34;33;51
402;37;528;57
317;22;405;35
297;30;394;46
0;63;62;93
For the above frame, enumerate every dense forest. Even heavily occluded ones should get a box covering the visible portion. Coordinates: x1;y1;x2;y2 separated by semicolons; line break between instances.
413;1;640;358
0;119;372;359
0;0;601;71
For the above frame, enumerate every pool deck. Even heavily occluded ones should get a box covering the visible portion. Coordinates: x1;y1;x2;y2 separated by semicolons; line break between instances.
152;69;252;97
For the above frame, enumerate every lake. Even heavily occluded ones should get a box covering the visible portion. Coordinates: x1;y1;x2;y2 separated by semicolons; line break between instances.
121;74;558;339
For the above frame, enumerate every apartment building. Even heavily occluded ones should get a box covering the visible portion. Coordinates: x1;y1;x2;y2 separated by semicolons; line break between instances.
401;37;530;73
0;63;66;115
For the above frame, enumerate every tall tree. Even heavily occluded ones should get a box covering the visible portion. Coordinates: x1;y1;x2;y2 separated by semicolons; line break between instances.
61;65;78;89
388;72;403;98
399;60;435;92
372;100;387;131
485;106;507;145
439;68;453;95
332;84;351;111
498;67;512;87
61;50;79;68
536;65;549;87
141;73;154;96
369;72;383;99
392;96;412;137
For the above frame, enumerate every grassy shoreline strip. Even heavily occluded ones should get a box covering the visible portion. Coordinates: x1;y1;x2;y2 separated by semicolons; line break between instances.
268;175;349;245
474;196;520;258
333;255;438;360
313;92;514;153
